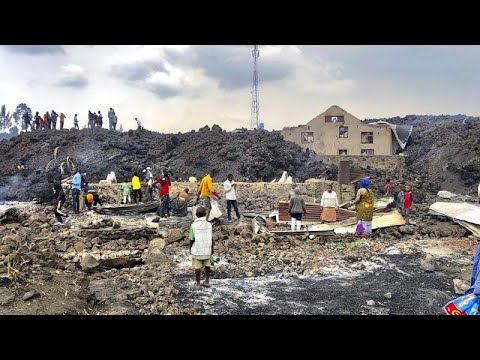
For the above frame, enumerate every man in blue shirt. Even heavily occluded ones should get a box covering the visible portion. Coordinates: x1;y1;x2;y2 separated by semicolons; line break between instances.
72;167;82;214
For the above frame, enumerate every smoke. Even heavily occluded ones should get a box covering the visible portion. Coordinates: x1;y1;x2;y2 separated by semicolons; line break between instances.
0;173;28;202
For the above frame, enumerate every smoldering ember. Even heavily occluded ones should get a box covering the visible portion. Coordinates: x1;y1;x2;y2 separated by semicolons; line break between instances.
1;105;480;315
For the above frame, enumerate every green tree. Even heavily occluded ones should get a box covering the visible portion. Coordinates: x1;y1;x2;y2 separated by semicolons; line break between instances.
12;103;32;127
0;105;13;130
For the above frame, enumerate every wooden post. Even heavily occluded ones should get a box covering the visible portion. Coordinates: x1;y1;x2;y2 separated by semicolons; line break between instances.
338;160;351;203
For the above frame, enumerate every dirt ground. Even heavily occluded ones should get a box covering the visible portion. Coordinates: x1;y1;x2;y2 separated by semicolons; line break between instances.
0;198;477;315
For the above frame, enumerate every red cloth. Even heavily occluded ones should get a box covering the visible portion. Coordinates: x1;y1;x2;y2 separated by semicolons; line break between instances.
385;183;391;193
404;191;412;209
156;176;171;196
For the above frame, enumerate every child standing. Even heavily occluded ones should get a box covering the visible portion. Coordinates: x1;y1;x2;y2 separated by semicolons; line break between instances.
404;185;413;224
394;185;405;213
384;179;392;196
121;179;132;204
189;207;213;289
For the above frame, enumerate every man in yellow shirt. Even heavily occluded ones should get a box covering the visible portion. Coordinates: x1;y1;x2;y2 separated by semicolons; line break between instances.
131;172;142;204
197;169;221;219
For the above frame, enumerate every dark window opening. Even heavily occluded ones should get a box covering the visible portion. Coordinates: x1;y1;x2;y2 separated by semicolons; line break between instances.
361;149;375;155
325;116;344;123
339;126;348;138
339;149;348;155
361;132;373;144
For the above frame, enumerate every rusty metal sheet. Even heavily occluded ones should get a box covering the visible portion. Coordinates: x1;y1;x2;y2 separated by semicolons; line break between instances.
278;201;356;223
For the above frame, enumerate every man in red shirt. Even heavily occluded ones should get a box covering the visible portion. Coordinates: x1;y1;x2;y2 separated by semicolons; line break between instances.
403;185;413;224
155;169;172;220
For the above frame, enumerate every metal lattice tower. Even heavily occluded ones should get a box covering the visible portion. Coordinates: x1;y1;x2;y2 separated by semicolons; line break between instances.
250;45;260;130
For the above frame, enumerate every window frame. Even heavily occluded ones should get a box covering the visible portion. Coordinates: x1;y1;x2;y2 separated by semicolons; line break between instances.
361;132;374;144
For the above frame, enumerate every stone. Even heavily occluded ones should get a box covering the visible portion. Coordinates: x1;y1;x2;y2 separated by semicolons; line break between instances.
80;254;100;271
453;279;469;295
0;288;15;306
113;222;121;229
419;254;435;272
206;297;215;305
22;291;38;301
150;238;166;250
167;229;184;243
386;247;401;255
366;300;375;306
245;271;253;277
308;235;315;240
151;217;160;223
384;292;392;299
143;248;171;264
193;302;205;313
74;242;87;252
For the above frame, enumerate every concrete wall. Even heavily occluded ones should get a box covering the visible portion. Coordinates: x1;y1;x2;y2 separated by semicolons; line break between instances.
317;155;406;172
281;105;394;156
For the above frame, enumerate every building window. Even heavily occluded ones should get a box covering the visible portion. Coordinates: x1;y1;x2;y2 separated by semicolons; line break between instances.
361;132;373;143
301;132;314;143
361;149;375;155
325;115;344;123
339;126;348;138
339;149;348;155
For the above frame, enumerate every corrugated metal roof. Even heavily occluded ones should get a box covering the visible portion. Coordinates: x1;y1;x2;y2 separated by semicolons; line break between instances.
278;201;356;222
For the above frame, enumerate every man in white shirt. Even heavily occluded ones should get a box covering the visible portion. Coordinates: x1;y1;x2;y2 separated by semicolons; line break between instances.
223;174;241;220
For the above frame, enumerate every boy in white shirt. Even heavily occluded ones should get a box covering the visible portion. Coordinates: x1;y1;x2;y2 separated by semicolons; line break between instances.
189;207;213;288
223;174;241;220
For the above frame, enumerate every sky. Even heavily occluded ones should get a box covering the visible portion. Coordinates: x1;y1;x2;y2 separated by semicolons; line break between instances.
0;45;478;132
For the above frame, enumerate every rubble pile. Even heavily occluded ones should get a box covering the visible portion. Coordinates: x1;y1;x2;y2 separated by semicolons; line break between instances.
0;127;335;202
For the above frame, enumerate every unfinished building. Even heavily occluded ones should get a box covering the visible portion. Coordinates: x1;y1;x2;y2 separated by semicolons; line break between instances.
281;105;412;156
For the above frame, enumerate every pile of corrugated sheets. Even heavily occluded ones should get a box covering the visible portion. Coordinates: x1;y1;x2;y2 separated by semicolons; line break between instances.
94;201;160;215
429;202;480;238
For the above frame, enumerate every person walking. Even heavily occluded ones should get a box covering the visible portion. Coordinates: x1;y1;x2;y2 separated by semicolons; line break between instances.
196;169;221;220
131;172;142;204
352;178;375;236
71;167;82;214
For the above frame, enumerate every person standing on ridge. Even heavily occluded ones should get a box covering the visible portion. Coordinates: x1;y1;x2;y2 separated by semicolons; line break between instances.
59;112;66;130
73;114;79;130
135;118;141;130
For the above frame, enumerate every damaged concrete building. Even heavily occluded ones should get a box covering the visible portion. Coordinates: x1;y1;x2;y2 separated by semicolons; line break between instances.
281;105;412;156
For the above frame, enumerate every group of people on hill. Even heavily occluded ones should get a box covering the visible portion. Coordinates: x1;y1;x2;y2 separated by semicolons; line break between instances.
21;107;143;132
23;110;68;131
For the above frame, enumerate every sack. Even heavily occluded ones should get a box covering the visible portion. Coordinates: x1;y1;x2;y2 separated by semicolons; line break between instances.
444;293;479;315
355;220;365;235
208;199;223;221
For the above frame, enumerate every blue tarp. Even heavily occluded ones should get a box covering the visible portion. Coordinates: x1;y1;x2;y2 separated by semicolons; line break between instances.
466;243;480;295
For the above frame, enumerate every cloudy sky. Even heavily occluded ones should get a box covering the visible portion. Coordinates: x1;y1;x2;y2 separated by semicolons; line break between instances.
0;45;478;132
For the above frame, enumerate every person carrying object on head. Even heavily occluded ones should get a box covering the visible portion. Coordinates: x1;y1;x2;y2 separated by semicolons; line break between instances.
352;178;375;236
